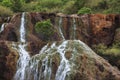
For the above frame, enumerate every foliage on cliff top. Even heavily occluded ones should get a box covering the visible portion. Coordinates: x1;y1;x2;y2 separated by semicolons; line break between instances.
0;5;13;17
0;0;120;14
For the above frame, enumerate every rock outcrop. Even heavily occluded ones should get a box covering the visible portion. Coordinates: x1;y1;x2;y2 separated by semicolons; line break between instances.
24;40;120;80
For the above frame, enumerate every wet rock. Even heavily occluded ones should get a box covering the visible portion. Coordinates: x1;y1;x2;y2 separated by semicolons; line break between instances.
0;41;19;80
24;40;120;80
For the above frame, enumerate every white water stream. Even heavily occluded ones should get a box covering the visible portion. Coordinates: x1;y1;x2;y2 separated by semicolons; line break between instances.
0;23;5;33
14;12;30;80
73;18;76;39
58;17;65;40
55;41;70;80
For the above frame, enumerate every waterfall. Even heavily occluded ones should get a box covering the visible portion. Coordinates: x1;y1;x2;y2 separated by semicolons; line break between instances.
14;12;30;80
73;18;76;40
55;41;70;80
20;12;26;42
58;17;65;40
24;41;73;80
0;23;5;33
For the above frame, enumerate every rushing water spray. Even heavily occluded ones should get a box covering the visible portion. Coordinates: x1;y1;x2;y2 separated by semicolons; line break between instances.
14;12;30;80
0;23;5;33
58;17;65;40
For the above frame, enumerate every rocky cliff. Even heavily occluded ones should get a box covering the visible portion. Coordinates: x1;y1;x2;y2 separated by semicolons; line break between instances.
0;12;120;80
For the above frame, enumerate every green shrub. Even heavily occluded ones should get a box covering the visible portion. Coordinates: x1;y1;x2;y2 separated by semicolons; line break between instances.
62;1;75;14
93;43;120;56
92;43;120;70
10;0;23;12
21;2;38;12
34;0;62;13
106;48;120;56
77;7;92;14
35;19;54;40
1;0;12;7
102;0;120;14
92;43;107;54
38;0;62;9
0;5;13;17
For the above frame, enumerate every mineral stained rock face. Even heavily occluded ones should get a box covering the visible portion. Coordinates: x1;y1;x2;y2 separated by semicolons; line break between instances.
1;13;120;46
24;40;120;80
90;14;118;45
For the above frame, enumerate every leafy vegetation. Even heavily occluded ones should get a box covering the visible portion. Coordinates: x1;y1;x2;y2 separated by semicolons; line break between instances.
35;19;54;40
92;42;120;69
0;5;13;17
78;7;92;14
0;0;119;14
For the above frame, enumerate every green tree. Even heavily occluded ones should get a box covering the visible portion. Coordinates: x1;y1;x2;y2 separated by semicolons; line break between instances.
35;19;54;40
0;0;3;2
25;0;35;3
107;0;120;13
0;5;13;17
73;0;88;13
10;0;23;12
1;0;12;7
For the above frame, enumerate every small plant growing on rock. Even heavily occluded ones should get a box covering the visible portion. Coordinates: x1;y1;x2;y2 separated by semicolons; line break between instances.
35;19;54;40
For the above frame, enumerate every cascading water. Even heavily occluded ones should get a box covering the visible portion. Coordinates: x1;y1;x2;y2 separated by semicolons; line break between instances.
73;18;76;40
55;41;70;80
0;23;5;33
13;12;30;80
24;40;76;80
20;12;26;42
12;13;88;80
58;17;65;40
